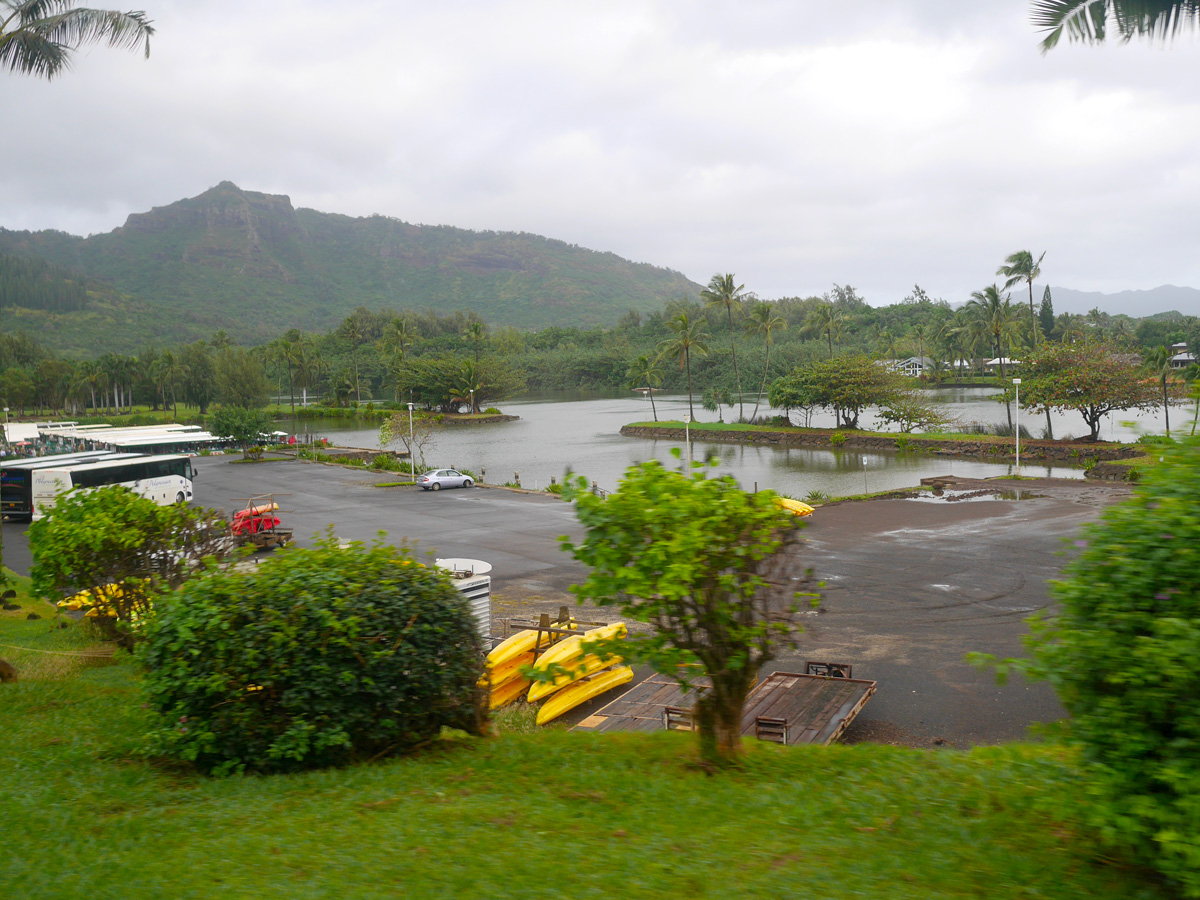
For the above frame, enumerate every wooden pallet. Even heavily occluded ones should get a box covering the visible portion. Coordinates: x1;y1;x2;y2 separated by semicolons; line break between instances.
572;670;875;746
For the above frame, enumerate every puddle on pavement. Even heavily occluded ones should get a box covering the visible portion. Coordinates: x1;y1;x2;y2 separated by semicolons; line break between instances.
907;489;1045;503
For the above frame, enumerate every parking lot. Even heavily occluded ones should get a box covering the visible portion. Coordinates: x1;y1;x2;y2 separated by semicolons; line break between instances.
2;455;1130;748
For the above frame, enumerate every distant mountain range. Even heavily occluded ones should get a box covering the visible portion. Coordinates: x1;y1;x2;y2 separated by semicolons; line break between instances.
1;181;1197;357
1038;285;1200;319
0;182;701;354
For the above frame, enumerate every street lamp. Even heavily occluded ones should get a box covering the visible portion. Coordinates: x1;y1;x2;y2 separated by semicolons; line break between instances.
469;388;475;416
2;407;7;448
1012;378;1021;475
407;402;415;483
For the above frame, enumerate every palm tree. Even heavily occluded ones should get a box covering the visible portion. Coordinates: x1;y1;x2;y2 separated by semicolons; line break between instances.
341;319;366;402
804;302;843;358
71;359;105;413
1;1;153;79
656;312;710;421
967;285;1022;429
998;250;1046;344
627;355;664;422
463;320;487;365
1033;0;1200;51
294;338;325;407
1143;344;1178;435
744;302;786;422
269;337;303;414
701;273;747;421
998;250;1054;437
380;317;415;362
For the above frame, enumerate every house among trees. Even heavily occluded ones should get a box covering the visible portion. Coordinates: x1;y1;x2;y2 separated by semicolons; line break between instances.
1169;342;1197;369
881;357;935;377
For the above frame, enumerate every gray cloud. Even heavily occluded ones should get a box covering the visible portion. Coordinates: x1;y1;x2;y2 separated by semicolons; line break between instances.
3;0;1199;309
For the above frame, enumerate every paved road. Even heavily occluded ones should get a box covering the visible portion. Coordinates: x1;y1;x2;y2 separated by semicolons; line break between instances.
1;457;1128;748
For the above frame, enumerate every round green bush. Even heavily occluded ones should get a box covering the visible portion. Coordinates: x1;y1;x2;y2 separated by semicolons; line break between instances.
139;538;485;775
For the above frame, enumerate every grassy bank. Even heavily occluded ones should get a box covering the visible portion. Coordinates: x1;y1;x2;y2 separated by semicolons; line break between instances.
0;590;1165;900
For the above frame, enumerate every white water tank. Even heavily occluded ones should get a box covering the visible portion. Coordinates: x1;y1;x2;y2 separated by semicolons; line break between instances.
435;558;492;642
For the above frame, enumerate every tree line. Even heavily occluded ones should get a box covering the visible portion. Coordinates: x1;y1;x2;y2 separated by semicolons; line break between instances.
2;251;1199;424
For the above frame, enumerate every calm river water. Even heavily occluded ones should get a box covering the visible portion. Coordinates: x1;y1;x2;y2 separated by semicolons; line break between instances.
278;388;1176;498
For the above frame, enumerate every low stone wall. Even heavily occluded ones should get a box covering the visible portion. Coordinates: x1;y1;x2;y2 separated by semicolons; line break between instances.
619;425;1143;466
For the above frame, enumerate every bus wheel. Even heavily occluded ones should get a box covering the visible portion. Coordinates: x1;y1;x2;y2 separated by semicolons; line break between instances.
176;492;186;504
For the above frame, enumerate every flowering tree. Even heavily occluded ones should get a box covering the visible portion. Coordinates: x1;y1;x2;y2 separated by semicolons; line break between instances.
1013;340;1171;440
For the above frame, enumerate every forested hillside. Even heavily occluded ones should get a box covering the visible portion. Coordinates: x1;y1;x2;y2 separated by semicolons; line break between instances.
0;182;700;354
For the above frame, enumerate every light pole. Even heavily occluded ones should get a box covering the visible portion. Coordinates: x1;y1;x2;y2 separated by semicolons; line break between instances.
1012;378;1021;475
469;388;475;416
2;407;7;449
684;413;692;472
407;401;415;483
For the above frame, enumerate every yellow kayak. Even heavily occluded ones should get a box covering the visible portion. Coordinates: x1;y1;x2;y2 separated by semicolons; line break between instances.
776;497;815;517
527;651;626;703
486;622;574;668
528;622;626;673
477;651;536;689
490;676;532;711
525;622;627;703
537;666;634;725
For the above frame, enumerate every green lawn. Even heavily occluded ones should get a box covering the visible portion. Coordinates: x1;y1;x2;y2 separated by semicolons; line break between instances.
0;592;1167;900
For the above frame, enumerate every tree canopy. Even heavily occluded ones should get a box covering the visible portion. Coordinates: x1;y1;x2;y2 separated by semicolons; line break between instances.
1021;436;1200;895
1033;0;1200;51
1012;339;1167;440
780;354;904;430
1;0;153;79
561;458;814;767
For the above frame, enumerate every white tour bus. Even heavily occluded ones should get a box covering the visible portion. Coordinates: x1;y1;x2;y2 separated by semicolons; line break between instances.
29;454;195;520
2;452;140;521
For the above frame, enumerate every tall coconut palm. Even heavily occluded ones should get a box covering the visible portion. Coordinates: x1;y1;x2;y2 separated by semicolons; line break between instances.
804;302;843;359
269;337;303;414
998;249;1054;437
1;1;153;79
656;312;710;422
701;273;747;421
341;319;366;402
627;354;664;422
1143;344;1178;435
1032;0;1200;51
998;250;1046;344
463;320;487;365
294;338;325;407
967;285;1022;430
380;317;415;362
744;302;786;422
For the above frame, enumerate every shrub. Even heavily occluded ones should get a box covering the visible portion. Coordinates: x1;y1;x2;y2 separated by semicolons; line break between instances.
139;538;485;775
1024;437;1200;895
828;431;848;446
28;487;230;648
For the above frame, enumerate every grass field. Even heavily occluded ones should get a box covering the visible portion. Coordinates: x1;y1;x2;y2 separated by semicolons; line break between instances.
0;586;1168;900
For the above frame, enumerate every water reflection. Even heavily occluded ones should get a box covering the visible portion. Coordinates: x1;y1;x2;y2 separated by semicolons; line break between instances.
280;391;1092;500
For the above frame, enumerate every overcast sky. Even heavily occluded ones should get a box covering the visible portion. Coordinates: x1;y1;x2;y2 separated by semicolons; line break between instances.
3;1;1199;308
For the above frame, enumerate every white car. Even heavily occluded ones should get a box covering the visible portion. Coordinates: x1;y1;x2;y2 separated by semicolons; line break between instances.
417;469;473;491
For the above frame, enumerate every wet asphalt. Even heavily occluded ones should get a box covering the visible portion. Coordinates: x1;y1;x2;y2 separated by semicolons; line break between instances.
1;456;1130;748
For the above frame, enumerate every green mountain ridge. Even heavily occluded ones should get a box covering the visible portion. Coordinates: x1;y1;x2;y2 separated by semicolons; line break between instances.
0;181;702;354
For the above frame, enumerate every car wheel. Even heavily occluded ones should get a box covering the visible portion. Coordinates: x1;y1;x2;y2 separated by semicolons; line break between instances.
432;482;441;491
463;479;473;488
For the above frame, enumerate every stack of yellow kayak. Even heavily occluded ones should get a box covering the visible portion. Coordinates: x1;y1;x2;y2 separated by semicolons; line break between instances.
535;665;633;726
480;623;574;711
525;622;630;724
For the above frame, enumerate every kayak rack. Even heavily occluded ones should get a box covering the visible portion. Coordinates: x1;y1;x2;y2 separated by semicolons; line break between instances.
500;606;609;662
